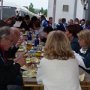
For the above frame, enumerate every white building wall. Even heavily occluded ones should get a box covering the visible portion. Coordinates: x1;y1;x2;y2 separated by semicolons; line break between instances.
48;0;84;24
76;0;84;19
47;0;54;19
55;0;76;23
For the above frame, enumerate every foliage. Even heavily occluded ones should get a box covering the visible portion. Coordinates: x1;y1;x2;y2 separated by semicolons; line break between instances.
29;3;35;13
27;3;47;16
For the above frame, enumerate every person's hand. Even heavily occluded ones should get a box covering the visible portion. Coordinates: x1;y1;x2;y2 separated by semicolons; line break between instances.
14;54;26;66
16;39;23;47
16;33;24;47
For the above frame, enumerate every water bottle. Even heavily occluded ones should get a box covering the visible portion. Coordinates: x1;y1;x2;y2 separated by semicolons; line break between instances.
34;34;39;47
27;31;32;41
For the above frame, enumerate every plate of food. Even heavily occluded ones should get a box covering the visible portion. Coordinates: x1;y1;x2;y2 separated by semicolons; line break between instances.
22;69;36;78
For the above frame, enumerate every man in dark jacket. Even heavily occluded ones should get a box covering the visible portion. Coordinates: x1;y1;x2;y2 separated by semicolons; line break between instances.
0;26;25;90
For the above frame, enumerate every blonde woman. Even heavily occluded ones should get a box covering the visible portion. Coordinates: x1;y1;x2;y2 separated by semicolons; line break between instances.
75;30;90;72
37;31;81;90
74;30;90;82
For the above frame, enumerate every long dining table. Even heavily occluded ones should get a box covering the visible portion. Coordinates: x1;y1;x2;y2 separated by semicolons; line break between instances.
17;36;90;90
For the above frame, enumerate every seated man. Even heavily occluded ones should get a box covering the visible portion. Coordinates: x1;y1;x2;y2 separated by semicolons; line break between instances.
0;26;25;90
6;27;23;59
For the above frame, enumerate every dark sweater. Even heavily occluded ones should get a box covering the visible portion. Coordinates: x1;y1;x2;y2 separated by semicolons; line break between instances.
71;38;81;53
0;49;23;90
6;46;19;59
79;48;90;74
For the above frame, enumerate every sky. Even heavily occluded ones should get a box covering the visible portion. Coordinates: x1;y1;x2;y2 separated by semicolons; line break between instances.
4;0;48;9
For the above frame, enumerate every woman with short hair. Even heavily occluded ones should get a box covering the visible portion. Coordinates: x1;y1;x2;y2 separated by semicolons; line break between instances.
37;31;81;90
74;30;90;82
66;24;82;53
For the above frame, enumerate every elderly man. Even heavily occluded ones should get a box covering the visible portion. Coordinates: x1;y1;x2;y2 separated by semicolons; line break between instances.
0;26;25;90
7;27;23;59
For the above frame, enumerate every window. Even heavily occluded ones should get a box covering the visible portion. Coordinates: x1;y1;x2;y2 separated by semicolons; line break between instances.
63;5;69;12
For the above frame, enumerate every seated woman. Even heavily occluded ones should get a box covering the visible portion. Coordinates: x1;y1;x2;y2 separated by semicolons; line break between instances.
75;30;90;73
66;24;82;53
74;30;90;81
0;26;25;90
37;31;81;90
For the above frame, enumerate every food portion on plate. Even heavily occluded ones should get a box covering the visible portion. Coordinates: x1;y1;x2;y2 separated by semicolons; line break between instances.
22;69;36;78
18;46;25;52
26;57;40;64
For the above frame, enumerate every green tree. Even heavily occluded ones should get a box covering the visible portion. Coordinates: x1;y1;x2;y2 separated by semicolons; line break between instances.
28;3;47;16
44;9;47;16
40;7;44;13
29;3;35;13
40;7;47;16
